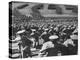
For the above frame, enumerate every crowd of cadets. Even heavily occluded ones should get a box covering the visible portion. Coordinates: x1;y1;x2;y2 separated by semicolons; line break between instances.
9;23;78;58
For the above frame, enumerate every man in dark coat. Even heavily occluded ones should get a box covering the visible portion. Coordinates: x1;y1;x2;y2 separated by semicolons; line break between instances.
21;36;32;58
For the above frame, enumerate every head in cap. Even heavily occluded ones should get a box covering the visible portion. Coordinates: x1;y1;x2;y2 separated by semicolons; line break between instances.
49;35;59;44
10;34;21;42
31;29;36;32
44;28;49;31
70;35;78;40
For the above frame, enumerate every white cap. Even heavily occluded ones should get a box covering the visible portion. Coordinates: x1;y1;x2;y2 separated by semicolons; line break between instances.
16;30;25;34
44;28;48;31
70;35;78;40
49;35;58;40
31;29;36;31
11;53;20;57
